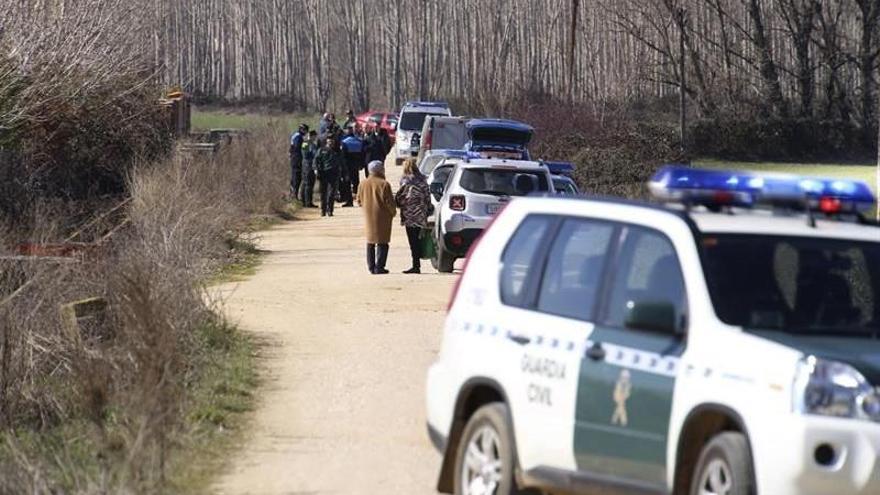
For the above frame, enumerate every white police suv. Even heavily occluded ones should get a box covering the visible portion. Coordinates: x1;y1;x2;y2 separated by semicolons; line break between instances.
430;158;554;273
426;166;880;495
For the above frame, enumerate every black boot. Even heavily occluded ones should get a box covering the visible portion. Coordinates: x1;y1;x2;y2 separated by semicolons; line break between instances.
403;257;420;274
366;244;376;274
375;244;389;274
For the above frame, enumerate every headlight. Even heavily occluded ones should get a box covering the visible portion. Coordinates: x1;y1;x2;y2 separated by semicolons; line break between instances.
793;356;880;422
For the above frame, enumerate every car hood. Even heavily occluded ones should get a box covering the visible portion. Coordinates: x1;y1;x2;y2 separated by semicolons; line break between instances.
751;330;880;384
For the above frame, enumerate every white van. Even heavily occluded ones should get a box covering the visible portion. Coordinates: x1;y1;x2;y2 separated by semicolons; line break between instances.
395;101;451;165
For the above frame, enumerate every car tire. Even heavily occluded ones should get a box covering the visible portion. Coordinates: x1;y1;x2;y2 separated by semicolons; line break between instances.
689;432;755;495
453;403;525;495
434;245;456;273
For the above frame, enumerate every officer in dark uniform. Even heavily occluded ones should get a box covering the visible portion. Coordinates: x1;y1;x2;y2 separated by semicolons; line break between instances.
315;135;344;217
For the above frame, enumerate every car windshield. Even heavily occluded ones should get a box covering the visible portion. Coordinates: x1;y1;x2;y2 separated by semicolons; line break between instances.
701;234;880;336
400;112;444;131
420;155;446;175
553;178;576;194
459;168;549;196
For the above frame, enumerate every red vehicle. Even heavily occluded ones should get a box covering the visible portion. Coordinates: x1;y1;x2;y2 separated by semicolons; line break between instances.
355;111;399;144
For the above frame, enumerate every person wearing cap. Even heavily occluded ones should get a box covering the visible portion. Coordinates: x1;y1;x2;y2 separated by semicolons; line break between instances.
289;124;308;201
357;160;397;274
340;127;365;207
342;109;357;131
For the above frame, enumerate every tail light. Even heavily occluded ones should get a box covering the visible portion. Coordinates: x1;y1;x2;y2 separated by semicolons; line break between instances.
447;202;509;312
424;130;432;149
449;195;466;211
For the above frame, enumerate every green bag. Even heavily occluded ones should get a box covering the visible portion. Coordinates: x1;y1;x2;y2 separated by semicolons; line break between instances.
419;228;436;260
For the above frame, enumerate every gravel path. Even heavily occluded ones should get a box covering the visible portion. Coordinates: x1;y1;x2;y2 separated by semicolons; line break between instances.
213;156;453;494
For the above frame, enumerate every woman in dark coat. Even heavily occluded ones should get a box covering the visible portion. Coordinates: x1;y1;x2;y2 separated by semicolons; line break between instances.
395;158;431;274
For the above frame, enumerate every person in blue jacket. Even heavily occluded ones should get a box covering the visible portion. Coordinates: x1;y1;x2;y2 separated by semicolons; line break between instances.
340;127;365;207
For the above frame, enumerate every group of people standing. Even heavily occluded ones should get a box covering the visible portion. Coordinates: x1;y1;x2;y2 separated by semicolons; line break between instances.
288;111;392;217
287;114;431;275
356;158;431;275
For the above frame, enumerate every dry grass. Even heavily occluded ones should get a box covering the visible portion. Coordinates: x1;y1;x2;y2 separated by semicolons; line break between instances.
0;123;290;493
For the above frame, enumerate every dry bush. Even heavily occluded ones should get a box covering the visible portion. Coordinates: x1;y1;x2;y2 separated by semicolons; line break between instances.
0;123;290;493
0;0;172;220
511;101;683;199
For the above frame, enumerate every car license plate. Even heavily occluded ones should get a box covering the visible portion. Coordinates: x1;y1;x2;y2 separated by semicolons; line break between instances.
487;203;502;215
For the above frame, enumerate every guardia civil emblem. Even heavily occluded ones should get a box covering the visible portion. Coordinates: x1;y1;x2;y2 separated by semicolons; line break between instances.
611;369;631;426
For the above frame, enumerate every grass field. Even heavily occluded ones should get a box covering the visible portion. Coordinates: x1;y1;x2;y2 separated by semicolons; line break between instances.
192;107;322;133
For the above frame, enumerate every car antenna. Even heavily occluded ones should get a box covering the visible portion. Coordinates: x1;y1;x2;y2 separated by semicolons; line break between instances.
805;197;816;228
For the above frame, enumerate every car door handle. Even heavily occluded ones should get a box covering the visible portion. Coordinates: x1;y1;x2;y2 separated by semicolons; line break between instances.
507;333;532;346
586;342;606;361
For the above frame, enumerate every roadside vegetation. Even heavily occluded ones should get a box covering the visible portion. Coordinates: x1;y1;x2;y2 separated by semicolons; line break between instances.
193;106;321;132
0;123;292;493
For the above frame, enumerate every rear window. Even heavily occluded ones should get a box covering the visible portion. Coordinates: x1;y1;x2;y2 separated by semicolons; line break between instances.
459;168;549;196
400;111;445;131
471;128;532;146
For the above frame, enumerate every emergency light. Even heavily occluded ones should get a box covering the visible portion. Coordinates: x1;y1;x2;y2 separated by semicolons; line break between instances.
649;165;876;215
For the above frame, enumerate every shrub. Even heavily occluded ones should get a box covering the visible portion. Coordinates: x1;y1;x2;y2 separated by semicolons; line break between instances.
688;118;874;162
0;124;289;493
511;102;684;199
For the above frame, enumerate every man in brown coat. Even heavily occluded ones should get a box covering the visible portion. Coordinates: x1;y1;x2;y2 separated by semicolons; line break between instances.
357;160;397;274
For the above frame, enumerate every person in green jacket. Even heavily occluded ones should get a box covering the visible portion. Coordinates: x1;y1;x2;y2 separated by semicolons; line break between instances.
315;135;344;217
301;130;319;208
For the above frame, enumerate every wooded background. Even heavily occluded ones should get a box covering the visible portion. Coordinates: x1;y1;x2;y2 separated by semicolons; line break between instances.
145;0;880;125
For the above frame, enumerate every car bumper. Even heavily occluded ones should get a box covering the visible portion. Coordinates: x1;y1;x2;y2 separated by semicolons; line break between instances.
442;229;483;257
426;361;455;455
753;414;880;495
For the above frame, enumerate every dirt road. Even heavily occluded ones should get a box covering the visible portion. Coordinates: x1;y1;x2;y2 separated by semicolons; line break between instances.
214;158;454;494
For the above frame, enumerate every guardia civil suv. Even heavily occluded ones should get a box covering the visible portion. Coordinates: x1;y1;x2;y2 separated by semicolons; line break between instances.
426;165;880;495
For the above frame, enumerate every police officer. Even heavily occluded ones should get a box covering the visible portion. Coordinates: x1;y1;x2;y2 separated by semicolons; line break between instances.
289;124;308;200
315;135;344;217
301;130;319;208
340;127;365;207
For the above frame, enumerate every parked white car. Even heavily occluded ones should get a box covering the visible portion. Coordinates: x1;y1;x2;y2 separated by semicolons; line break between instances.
430;158;554;273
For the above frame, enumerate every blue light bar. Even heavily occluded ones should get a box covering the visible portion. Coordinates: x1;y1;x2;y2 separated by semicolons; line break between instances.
649;165;877;213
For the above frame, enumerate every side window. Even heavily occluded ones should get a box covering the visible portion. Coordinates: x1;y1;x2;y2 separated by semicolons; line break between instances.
605;227;687;331
536;219;615;321
369;113;383;124
500;216;553;307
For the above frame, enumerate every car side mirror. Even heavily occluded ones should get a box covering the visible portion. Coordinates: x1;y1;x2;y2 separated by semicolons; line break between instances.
624;301;681;335
430;182;445;200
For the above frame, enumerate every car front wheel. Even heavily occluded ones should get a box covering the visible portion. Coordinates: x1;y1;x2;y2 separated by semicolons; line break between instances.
689;432;755;495
453;403;521;495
